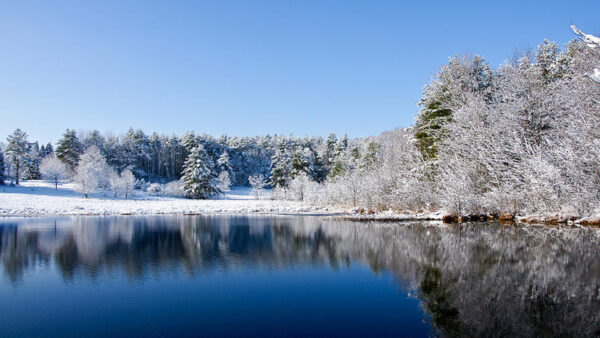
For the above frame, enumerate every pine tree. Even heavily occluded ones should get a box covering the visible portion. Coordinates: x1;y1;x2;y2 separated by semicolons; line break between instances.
217;151;233;177
180;145;220;199
39;142;54;158
361;141;379;170
6;128;30;184
415;55;493;160
269;147;291;188
181;131;200;151
56;129;83;170
25;141;41;179
0;151;5;185
290;149;314;179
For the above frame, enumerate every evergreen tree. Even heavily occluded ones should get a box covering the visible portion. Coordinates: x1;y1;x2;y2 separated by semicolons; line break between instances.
269;147;291;188
56;129;83;170
39;142;54;158
217;151;233;177
6;128;30;184
361;141;379;170
415;55;493;160
83;130;106;151
535;40;572;83
290;149;314;179
24;141;41;179
0;151;5;185
328;160;346;179
180;145;220;199
181;131;200;151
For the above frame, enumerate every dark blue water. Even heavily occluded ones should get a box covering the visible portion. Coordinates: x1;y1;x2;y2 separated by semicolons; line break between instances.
1;215;599;337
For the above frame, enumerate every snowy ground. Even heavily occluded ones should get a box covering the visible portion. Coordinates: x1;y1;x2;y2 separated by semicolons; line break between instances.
0;181;344;217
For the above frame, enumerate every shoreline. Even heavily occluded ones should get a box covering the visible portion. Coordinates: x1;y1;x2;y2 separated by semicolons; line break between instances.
2;181;599;227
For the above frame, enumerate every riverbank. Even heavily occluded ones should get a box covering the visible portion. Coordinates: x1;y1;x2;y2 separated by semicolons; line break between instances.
2;181;598;226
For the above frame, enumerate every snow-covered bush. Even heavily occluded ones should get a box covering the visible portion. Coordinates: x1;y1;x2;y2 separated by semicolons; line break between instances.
163;180;185;197
146;183;163;195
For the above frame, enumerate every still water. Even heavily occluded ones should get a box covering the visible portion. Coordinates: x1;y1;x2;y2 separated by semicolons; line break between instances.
0;215;599;337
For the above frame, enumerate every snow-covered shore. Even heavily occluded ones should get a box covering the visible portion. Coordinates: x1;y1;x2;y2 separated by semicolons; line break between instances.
0;181;344;217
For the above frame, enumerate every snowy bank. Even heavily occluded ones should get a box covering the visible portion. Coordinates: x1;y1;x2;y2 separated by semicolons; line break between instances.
0;181;344;217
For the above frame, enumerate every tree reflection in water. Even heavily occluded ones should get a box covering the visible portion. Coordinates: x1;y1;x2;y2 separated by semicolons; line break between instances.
1;215;599;336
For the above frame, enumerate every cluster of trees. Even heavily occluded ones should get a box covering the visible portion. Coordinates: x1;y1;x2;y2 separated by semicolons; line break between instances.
0;129;137;199
0;125;377;199
279;26;599;218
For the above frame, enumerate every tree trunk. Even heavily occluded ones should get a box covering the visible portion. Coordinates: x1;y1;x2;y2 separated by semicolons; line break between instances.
15;162;19;185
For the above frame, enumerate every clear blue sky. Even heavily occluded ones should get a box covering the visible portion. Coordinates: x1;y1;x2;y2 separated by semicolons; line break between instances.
1;0;598;144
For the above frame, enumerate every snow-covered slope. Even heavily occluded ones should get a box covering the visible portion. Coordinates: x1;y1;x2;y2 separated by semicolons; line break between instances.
0;181;342;217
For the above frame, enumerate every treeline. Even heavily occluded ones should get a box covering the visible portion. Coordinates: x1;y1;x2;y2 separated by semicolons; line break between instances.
0;125;377;199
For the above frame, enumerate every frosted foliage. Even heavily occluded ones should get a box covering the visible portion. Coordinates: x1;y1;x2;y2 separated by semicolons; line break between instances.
180;145;220;199
74;146;111;198
109;167;136;199
39;155;69;189
572;25;600;84
248;174;267;200
217;171;232;193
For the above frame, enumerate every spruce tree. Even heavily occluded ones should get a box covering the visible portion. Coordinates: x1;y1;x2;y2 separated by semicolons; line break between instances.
6;128;30;184
180;145;220;199
56;129;83;170
217;151;233;177
25;141;41;179
39;142;54;158
269;148;291;188
0;151;5;185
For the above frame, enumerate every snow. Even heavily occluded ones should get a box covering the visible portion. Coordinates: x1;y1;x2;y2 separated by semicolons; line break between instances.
0;181;343;217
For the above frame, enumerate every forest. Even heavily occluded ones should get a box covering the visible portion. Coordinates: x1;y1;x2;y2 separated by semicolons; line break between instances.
1;26;599;219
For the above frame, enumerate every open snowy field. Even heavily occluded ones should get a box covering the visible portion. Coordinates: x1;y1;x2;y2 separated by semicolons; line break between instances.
0;181;344;217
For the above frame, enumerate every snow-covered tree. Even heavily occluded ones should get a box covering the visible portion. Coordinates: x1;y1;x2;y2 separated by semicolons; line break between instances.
74;146;110;198
109;167;136;199
24;142;41;180
39;142;54;158
290;149;313;179
270;147;291;188
217;171;232;193
5;129;30;185
56;129;83;170
248;174;267;200
0;151;5;185
82;130;106;150
415;55;494;160
39;155;69;189
180;145;220;199
217;151;233;177
572;24;600;84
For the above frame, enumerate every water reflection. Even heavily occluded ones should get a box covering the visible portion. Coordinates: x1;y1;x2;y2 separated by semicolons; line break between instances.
1;215;599;336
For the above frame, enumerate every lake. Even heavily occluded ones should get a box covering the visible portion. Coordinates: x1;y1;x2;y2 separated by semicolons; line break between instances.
1;215;599;337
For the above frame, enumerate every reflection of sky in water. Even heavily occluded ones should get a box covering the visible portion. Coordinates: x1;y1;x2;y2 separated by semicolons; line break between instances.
1;215;599;337
0;216;431;337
